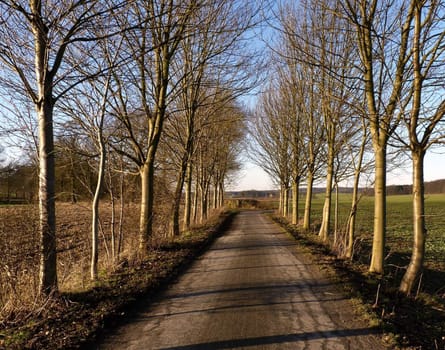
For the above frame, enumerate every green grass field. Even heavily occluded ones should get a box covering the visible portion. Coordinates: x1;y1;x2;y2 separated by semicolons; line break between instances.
258;193;445;292
344;194;441;260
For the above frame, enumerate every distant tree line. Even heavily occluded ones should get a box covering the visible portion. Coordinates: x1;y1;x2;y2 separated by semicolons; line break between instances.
227;180;445;200
386;180;445;196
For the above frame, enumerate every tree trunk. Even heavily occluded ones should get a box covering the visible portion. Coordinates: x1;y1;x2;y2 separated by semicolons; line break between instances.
198;183;203;222
346;131;366;259
319;148;334;242
303;171;314;230
333;182;339;246
346;170;360;259
199;183;208;223
169;188;182;237
283;187;289;219
106;147;117;261
117;158;125;258
212;181;218;210
170;155;188;237
91;140;106;280
400;150;426;294
38;101;58;296
369;145;387;273
139;161;154;254
183;161;192;230
192;179;198;224
109;177;116;262
32;2;58;296
218;181;224;208
291;178;299;225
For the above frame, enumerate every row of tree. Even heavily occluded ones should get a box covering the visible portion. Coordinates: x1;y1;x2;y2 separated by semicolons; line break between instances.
250;0;445;295
0;0;261;296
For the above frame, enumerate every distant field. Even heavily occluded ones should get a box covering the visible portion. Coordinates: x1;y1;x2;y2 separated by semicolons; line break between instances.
323;194;445;267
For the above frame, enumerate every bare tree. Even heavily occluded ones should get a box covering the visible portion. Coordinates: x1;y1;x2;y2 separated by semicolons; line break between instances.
277;67;307;225
249;82;292;217
273;3;330;228
281;0;356;242
396;1;445;294
0;0;125;295
342;0;415;273
345;116;372;259
165;0;261;236
109;0;200;254
59;57;117;279
193;99;244;220
291;62;325;231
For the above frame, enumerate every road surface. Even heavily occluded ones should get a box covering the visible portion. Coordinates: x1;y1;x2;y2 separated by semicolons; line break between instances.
97;211;384;349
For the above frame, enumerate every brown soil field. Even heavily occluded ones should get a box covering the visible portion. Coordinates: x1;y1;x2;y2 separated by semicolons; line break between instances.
0;202;232;349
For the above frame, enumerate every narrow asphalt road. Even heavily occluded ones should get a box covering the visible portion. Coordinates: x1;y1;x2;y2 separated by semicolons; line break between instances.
97;211;384;350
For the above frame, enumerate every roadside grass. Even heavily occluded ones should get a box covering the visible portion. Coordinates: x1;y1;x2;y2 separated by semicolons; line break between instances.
271;193;445;349
0;203;237;349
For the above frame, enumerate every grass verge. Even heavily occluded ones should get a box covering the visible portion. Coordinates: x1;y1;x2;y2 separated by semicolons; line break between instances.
0;210;237;350
273;215;445;350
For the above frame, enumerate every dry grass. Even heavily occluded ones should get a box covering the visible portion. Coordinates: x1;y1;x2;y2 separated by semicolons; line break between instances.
0;206;40;325
0;201;224;325
0;202;235;349
0;201;144;324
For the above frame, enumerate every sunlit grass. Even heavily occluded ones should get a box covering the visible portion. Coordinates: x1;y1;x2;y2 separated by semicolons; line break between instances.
286;192;445;271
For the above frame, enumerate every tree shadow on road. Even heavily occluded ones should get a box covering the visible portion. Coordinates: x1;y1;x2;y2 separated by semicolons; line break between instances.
160;327;381;349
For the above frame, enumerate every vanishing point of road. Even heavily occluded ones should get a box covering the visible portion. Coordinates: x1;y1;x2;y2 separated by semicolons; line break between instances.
97;211;385;350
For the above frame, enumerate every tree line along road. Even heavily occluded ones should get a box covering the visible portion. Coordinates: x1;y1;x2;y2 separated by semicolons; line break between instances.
95;211;385;350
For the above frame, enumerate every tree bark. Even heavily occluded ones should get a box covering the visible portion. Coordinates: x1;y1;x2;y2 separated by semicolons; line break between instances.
346;169;360;259
346;128;367;259
199;182;209;223
319;145;334;242
400;150;426;294
108;166;116;262
170;154;188;236
117;158;125;259
303;171;314;230
29;0;59;296
183;161;193;230
38;101;58;296
212;178;219;210
139;162;154;253
91;139;106;280
283;186;289;219
333;182;339;246
192;178;198;224
218;181;224;208
369;145;387;273
291;178;299;225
